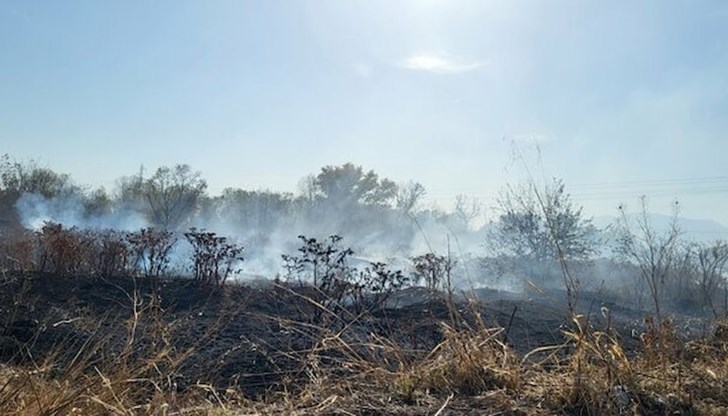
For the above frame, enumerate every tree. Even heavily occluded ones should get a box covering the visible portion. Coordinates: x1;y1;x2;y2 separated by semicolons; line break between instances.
488;179;598;280
616;198;681;323
314;163;397;208
114;165;146;208
0;155;79;228
83;187;113;218
694;240;728;317
485;178;599;314
0;155;76;198
297;174;319;206
215;188;294;234
395;181;426;216
454;194;482;229
144;164;207;229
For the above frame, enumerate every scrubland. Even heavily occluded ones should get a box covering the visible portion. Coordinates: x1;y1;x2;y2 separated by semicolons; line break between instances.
0;225;727;416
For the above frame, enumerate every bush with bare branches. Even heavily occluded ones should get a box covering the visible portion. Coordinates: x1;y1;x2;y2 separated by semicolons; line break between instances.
184;228;244;287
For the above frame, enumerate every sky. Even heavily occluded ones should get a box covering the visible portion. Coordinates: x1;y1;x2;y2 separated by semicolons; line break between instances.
1;0;727;226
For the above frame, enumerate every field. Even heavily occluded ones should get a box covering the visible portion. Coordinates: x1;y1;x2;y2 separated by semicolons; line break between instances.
2;270;727;415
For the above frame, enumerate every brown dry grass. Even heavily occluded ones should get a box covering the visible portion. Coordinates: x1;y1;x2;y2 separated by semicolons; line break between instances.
1;276;727;415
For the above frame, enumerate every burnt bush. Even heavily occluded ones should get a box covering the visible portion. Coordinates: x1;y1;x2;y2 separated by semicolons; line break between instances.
412;252;452;292
36;222;95;276
0;227;37;273
126;228;176;279
93;229;131;278
281;235;407;322
184;228;244;287
350;262;410;314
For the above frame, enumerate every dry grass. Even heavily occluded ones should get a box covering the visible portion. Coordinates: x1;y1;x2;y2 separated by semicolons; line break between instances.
1;275;727;415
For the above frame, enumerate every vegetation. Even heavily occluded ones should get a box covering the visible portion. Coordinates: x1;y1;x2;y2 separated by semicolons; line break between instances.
1;154;727;414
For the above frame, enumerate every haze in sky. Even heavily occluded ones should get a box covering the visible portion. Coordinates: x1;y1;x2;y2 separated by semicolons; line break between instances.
1;1;727;225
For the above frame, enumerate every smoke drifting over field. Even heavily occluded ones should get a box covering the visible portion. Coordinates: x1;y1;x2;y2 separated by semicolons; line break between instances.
16;193;147;232
5;160;728;318
11;175;487;285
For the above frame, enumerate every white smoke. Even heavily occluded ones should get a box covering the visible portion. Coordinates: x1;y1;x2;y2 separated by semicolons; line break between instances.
15;192;147;231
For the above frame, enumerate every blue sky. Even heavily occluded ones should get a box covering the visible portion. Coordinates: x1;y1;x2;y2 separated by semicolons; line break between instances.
1;1;727;225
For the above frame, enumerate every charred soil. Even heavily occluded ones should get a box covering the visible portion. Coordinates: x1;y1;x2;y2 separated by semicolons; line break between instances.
1;273;726;415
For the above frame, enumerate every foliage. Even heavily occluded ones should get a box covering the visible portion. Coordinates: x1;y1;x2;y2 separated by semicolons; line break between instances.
95;229;131;278
281;235;355;323
144;164;207;229
454;194;482;229
692;240;728;316
0;155;79;228
490;178;599;266
0;227;36;273
0;155;76;199
213;188;295;234
486;178;598;313
314;163;398;208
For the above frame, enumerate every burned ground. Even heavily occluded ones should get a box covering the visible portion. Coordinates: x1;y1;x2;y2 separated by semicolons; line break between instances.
2;272;726;415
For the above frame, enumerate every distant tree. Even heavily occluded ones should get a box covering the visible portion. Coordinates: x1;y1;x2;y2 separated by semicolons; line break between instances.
454;194;482;229
297;174;319;206
486;178;599;311
693;240;728;317
83;187;113;218
0;155;78;227
395;181;426;216
114;165;146;208
314;163;397;208
616;198;682;323
0;155;76;198
144;164;207;230
489;178;598;266
672;240;728;317
216;188;295;233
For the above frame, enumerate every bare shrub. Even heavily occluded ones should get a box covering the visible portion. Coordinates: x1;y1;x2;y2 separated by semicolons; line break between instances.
36;222;94;276
126;227;176;279
616;198;682;323
350;261;410;313
412;252;452;292
94;229;131;278
281;235;408;324
689;240;728;317
0;228;37;273
184;228;244;287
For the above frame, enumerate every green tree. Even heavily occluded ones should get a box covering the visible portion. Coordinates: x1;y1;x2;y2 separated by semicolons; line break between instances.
487;178;599;310
314;163;397;208
490;179;598;265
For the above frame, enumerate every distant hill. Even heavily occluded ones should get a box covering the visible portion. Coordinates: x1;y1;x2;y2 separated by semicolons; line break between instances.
593;213;728;243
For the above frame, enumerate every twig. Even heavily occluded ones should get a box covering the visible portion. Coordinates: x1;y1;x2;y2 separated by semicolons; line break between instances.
433;393;454;416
